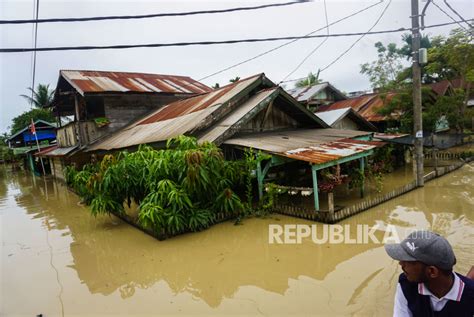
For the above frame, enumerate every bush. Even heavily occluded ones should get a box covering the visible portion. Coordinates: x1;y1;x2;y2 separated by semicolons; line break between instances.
66;136;259;236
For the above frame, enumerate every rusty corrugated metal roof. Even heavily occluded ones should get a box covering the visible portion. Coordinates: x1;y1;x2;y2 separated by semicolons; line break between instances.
224;130;380;165
137;74;262;125
318;93;396;122
284;139;381;164
87;74;266;151
60;70;212;95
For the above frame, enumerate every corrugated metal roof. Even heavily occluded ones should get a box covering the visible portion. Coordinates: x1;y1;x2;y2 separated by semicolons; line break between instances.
60;70;212;96
288;83;328;102
224;129;379;165
39;145;78;157
318;93;394;122
198;88;279;143
137;74;261;125
88;74;265;151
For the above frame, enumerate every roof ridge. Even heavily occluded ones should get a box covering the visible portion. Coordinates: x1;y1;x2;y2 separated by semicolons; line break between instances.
60;69;195;79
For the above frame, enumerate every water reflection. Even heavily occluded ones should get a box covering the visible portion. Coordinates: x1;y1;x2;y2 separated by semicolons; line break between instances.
1;163;473;316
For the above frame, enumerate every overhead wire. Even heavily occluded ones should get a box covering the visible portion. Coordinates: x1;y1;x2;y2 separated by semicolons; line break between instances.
29;0;36;109
431;0;469;32
30;0;40;109
198;0;385;82
0;20;469;54
318;0;392;73
0;1;310;24
443;0;473;29
278;0;330;84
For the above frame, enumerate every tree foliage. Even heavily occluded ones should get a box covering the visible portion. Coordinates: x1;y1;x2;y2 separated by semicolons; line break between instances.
65;136;274;237
360;42;405;89
10;108;55;135
20;84;55;108
295;72;321;88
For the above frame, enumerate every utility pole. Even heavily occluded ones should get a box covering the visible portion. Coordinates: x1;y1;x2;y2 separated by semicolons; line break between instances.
411;0;424;186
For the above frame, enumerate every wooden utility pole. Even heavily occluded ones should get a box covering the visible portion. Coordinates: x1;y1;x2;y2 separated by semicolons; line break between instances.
411;0;424;186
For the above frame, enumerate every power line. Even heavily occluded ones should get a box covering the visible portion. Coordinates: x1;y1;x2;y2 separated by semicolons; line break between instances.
319;0;392;72
432;0;469;32
198;0;385;81
279;0;330;84
30;0;39;109
443;0;473;29
0;1;310;25
0;20;469;54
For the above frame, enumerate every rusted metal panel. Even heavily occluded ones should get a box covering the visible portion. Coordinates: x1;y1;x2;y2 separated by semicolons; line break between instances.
137;74;261;125
284;139;382;164
60;70;211;95
198;88;278;143
318;93;396;122
224;129;372;152
224;129;382;165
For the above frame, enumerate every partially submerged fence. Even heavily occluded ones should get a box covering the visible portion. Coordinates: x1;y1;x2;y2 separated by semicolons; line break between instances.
272;158;471;224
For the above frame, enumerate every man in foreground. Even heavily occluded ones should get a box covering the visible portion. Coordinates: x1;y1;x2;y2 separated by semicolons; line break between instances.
385;230;474;316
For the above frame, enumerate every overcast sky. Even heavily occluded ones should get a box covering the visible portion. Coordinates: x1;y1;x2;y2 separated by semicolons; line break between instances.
1;0;472;133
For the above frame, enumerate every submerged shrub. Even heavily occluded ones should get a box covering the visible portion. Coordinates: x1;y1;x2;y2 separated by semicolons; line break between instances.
67;136;259;236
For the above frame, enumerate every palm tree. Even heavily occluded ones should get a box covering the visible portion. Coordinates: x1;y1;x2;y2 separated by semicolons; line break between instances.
295;72;321;88
20;84;55;108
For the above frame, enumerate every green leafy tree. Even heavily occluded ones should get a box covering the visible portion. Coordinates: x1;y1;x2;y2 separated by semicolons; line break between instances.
20;84;55;108
425;28;474;124
295;72;321;88
10;108;55;135
10;84;56;134
360;42;405;90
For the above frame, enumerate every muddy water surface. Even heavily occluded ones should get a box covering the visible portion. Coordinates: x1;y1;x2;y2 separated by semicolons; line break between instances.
1;164;473;316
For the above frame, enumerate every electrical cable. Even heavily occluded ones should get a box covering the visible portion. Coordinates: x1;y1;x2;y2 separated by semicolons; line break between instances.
198;0;385;82
432;0;469;32
443;0;473;29
30;0;39;109
319;0;392;73
0;1;310;25
0;20;468;54
278;0;330;84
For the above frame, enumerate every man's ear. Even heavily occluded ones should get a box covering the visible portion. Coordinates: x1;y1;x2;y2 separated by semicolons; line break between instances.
425;266;440;278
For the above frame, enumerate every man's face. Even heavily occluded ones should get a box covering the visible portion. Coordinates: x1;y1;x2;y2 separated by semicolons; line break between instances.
399;261;428;283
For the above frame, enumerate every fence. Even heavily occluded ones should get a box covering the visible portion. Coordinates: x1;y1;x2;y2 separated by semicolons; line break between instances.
272;158;470;224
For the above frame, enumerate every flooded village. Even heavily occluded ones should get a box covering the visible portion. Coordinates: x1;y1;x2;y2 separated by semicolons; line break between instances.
1;1;473;316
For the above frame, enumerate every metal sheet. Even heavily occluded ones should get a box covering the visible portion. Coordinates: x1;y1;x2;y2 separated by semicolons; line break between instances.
225;130;381;165
224;129;372;153
314;108;351;126
87;74;264;151
318;93;394;122
137;74;261;125
40;146;78;157
61;70;211;95
198;88;278;143
288;83;327;102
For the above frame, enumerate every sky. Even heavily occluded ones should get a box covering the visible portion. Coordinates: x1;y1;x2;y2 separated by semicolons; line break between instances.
1;0;472;133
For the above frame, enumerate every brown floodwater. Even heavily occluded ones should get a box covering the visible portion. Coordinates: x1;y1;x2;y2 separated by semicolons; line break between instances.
1;163;473;316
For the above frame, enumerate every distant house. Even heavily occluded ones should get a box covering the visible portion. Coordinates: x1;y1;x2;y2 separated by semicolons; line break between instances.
39;69;211;180
7;120;57;175
317;93;395;132
314;107;377;132
287;82;347;112
7;119;56;150
89;74;382;214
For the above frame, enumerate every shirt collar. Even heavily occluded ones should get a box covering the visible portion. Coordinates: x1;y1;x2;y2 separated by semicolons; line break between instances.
418;273;465;302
